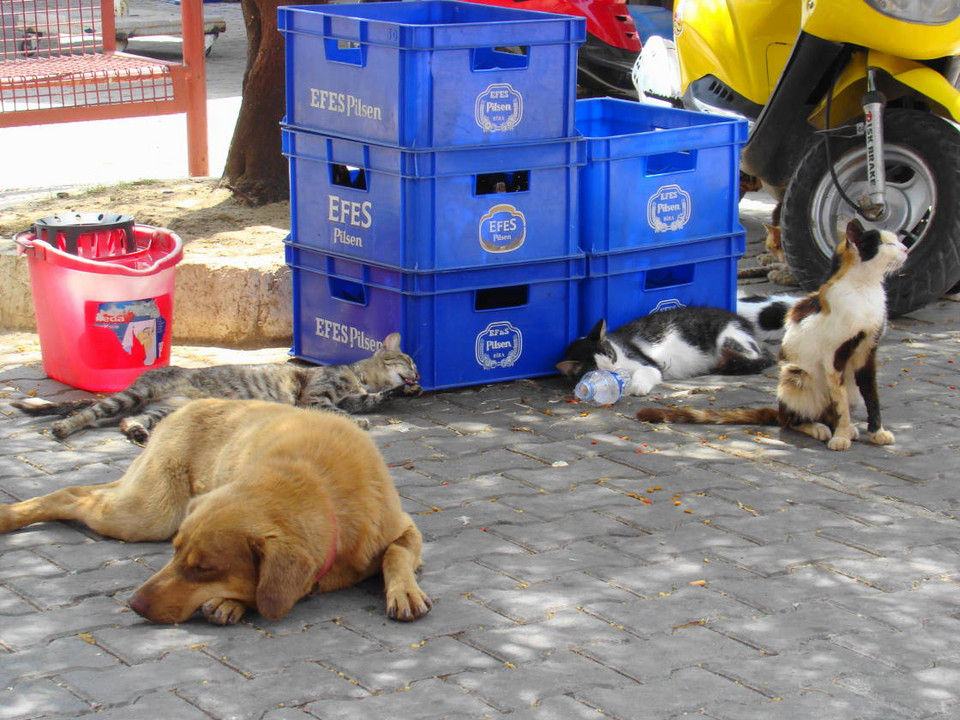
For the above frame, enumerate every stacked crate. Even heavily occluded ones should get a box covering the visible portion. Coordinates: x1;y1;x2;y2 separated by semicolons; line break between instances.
574;98;749;333
278;0;587;390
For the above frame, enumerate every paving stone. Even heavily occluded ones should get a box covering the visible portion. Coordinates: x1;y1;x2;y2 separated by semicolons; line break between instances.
0;548;66;582
64;691;213;720
0;634;119;687
178;661;370;719
576;665;765;718
450;649;637;712
2;677;91;720
59;648;243;706
302;676;493;719
7;558;155;609
0;595;138;651
321;635;502;693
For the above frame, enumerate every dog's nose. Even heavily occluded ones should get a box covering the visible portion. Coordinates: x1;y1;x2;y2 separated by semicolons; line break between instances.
127;590;152;619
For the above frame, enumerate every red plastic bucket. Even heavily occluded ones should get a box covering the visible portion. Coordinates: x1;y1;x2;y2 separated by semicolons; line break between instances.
16;225;184;392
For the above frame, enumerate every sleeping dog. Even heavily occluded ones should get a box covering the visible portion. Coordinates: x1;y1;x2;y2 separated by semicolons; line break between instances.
0;398;431;624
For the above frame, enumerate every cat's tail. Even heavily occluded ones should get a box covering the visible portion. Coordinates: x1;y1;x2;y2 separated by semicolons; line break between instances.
12;397;97;417
636;406;780;425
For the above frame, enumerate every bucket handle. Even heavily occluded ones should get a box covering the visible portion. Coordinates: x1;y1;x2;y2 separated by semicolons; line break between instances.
13;230;44;260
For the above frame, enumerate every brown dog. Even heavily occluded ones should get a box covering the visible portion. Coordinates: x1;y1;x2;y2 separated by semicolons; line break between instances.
0;399;431;625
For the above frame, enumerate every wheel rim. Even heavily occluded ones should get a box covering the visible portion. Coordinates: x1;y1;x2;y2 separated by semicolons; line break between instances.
809;143;937;257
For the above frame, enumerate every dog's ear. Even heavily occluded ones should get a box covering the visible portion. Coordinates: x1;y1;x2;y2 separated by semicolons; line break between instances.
254;534;316;620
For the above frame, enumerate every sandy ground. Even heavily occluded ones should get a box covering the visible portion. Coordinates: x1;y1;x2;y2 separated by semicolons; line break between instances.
0;178;291;260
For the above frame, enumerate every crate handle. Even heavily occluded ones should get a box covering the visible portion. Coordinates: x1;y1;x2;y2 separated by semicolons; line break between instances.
474;285;529;311
323;37;367;66
645;263;694;290
475;170;529;195
330;163;368;190
328;276;368;306
646;150;696;176
473;45;529;71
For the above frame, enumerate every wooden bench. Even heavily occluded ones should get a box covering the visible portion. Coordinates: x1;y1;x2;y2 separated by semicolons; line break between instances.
0;0;209;176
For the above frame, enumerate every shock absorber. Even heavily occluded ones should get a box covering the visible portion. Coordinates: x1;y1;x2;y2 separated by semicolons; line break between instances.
861;67;887;220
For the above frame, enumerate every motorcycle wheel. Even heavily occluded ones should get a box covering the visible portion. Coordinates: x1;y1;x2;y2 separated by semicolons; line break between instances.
780;109;960;316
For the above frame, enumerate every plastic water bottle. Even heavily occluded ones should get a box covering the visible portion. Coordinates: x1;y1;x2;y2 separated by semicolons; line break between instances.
574;369;631;405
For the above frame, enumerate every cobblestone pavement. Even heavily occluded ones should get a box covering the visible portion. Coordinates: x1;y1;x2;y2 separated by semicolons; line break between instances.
2;212;960;718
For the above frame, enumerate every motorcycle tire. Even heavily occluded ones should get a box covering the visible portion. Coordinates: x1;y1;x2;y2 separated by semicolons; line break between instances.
780;109;960;317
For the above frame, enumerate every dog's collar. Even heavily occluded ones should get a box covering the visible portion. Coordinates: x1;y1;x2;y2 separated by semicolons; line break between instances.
315;514;338;584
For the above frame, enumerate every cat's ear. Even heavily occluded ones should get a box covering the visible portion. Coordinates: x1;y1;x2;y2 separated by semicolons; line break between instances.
845;218;865;248
587;319;607;341
382;333;401;351
556;360;582;376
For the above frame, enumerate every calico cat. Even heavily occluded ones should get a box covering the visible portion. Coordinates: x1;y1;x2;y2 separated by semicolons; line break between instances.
557;306;776;397
636;219;907;451
13;332;420;443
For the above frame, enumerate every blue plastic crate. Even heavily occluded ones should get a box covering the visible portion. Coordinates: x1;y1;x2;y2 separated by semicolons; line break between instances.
283;127;583;271
576;98;748;253
580;233;745;334
279;1;585;147
286;242;584;390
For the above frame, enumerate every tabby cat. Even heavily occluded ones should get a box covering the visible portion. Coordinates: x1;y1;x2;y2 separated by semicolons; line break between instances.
636;219;907;451
14;332;420;443
557;306;776;397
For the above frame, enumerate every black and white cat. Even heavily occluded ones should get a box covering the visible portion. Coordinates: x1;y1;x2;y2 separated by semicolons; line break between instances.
736;292;802;341
556;305;779;397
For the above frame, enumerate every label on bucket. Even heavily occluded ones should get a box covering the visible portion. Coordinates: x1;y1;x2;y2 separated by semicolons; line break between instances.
479;204;526;253
475;321;522;369
647;184;692;233
87;297;169;368
475;83;523;133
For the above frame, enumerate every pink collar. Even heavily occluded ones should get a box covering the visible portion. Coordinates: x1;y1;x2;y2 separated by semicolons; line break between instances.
315;515;338;583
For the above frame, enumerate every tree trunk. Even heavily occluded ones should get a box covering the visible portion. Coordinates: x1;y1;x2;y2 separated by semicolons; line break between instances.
222;0;330;206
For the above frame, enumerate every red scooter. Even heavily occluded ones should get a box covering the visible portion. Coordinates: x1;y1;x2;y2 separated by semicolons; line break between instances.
459;0;644;98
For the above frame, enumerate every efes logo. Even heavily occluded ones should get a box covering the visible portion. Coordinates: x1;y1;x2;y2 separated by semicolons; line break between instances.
479;204;526;253
652;299;685;313
475;83;523;133
647;183;692;233
475;321;522;369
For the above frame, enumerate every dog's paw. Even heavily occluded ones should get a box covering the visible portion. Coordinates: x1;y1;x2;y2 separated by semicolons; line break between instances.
201;598;247;625
386;583;433;622
869;428;895;445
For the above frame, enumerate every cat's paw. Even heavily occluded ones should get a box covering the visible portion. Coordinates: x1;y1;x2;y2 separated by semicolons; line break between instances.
627;367;662;396
119;419;150;446
796;422;832;442
869;428;895;445
827;436;853;451
11;397;54;412
767;267;799;286
201;598;247;625
50;419;72;440
353;416;372;431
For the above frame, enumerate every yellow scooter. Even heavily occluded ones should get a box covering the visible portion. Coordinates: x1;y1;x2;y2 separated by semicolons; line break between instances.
664;0;960;315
